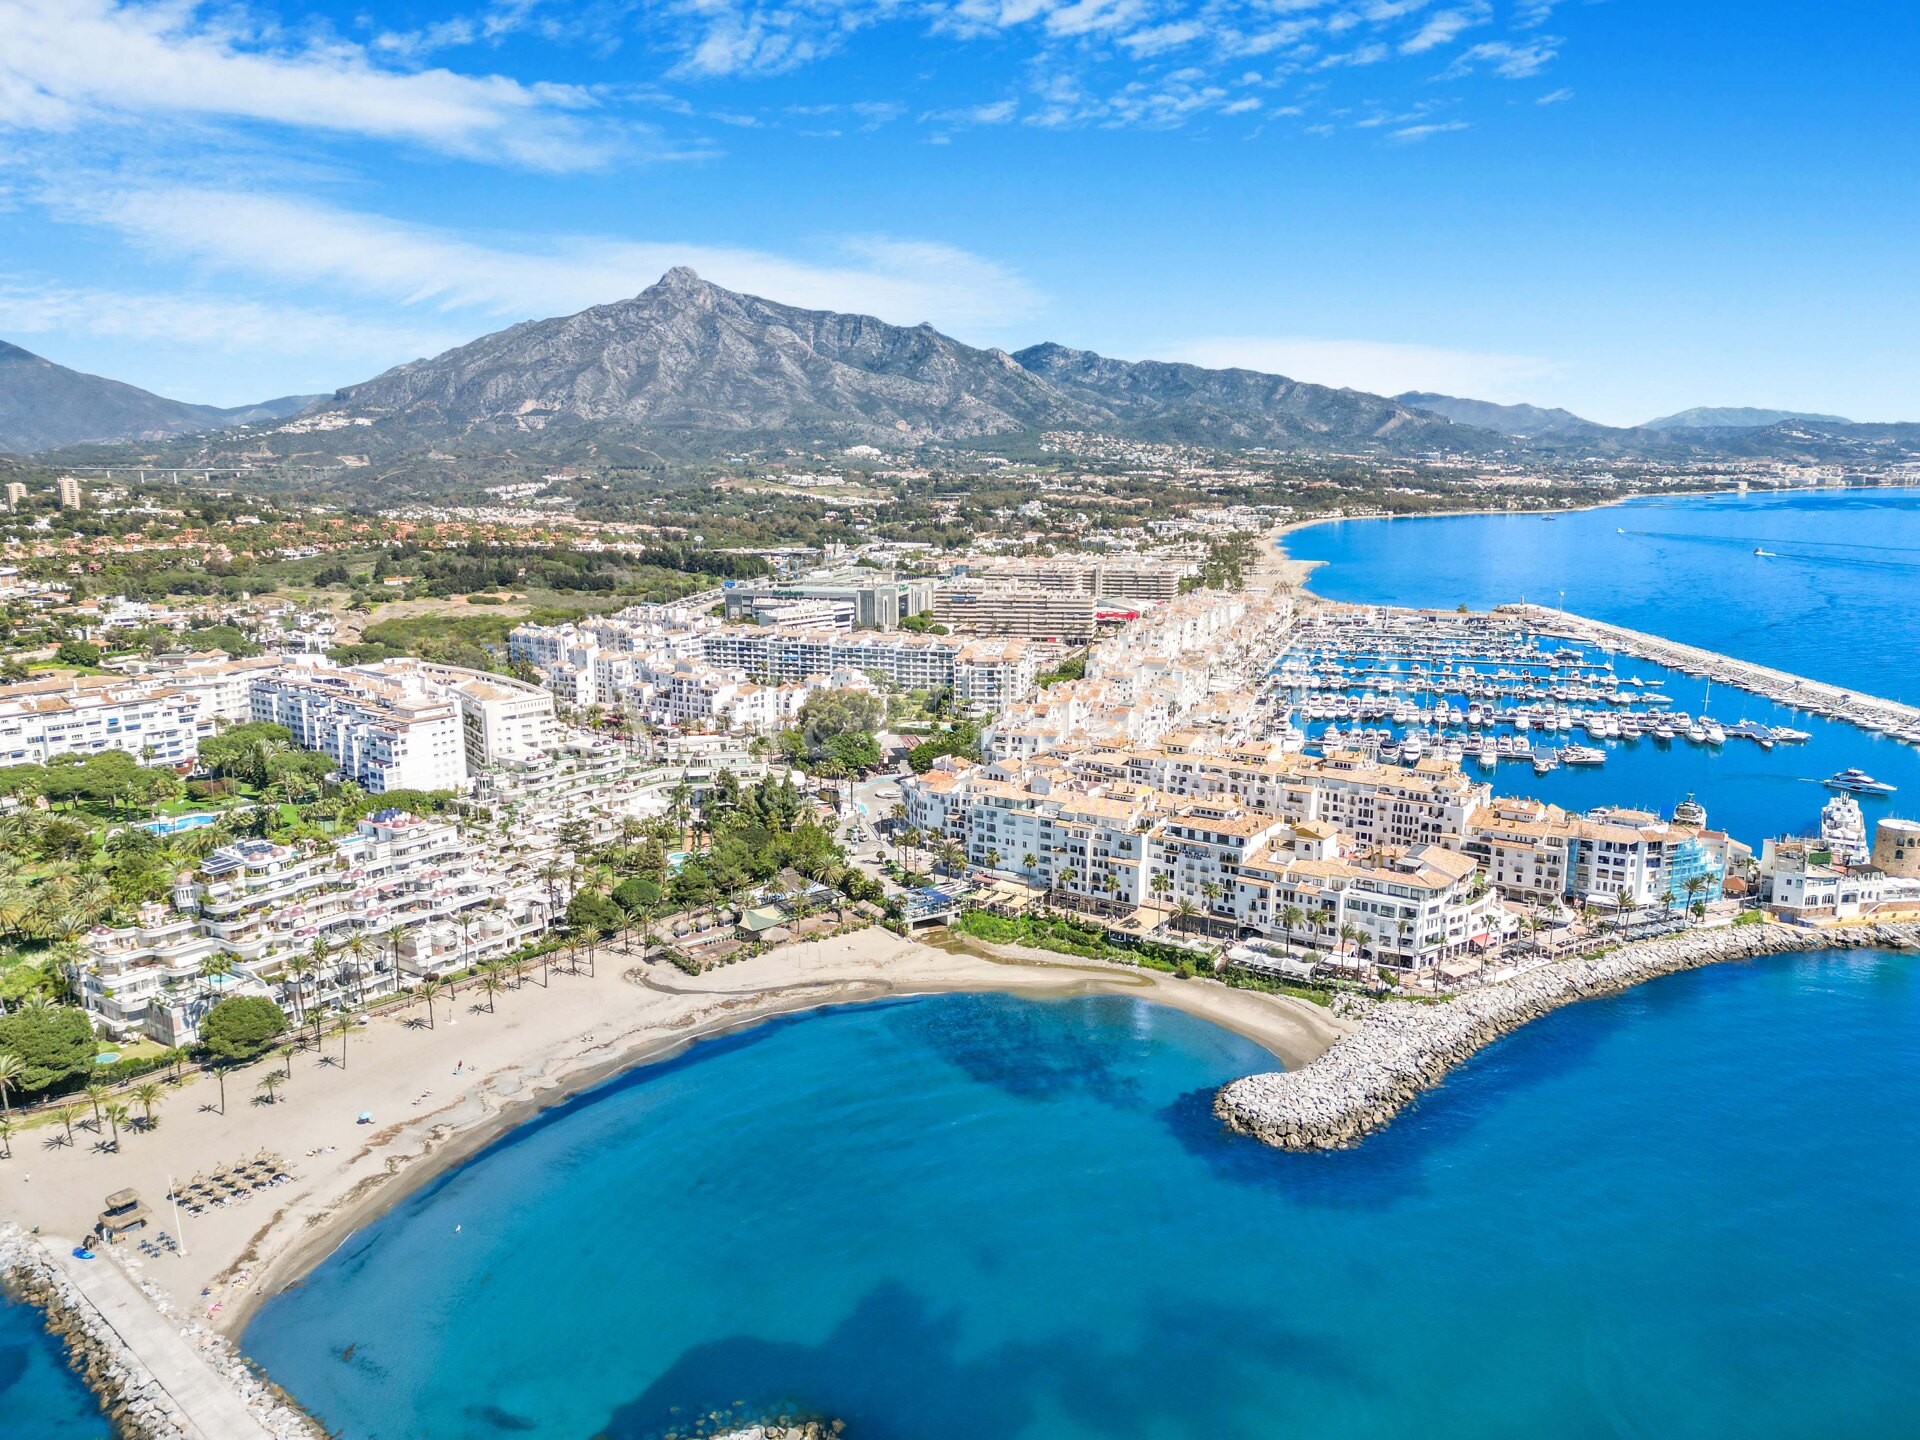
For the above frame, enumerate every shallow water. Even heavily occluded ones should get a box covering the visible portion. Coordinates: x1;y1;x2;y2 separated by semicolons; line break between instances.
0;1291;112;1438
246;972;1920;1440
1285;486;1920;702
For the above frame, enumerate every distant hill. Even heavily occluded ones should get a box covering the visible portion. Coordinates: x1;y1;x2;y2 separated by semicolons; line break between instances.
1394;391;1609;440
1017;346;1472;450
0;340;320;453
1643;406;1853;430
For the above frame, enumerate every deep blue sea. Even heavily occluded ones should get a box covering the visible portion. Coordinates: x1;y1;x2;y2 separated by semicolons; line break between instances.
1285;486;1920;703
244;976;1920;1440
0;1290;111;1439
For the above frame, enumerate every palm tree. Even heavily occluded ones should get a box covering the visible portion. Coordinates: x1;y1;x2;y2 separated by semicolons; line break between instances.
1339;923;1368;968
1022;851;1038;876
1149;870;1172;914
83;1080;110;1129
343;934;373;1006
197;951;235;1007
102;1101;129;1148
51;1104;82;1146
478;971;504;1013
1681;874;1710;926
0;1051;22;1115
0;1117;14;1159
1173;898;1200;935
1280;903;1305;952
256;1072;284;1105
419;979;444;1029
1200;880;1223;923
579;925;603;977
283;954;313;1023
132;1081;164;1130
331;1014;354;1069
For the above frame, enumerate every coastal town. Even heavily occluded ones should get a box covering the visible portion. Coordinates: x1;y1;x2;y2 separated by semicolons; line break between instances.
3;471;1920;1435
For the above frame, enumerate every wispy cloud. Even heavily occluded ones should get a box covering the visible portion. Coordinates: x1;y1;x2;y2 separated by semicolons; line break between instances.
60;186;1045;334
0;0;612;169
1163;334;1561;401
1442;37;1561;79
1399;3;1490;55
1391;119;1470;141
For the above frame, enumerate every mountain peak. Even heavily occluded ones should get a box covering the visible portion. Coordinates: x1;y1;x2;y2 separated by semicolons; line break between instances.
647;266;709;297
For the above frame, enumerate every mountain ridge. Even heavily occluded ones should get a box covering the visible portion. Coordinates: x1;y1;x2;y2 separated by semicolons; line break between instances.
0;340;320;454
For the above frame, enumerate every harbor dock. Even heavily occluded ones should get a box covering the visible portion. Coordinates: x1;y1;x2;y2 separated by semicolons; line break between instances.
1510;604;1920;742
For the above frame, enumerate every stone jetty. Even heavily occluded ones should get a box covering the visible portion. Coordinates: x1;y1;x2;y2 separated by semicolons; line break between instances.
1507;603;1920;739
1216;921;1920;1151
0;1225;322;1440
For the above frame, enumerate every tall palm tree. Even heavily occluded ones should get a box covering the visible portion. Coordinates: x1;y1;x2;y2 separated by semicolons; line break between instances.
83;1080;110;1129
1339;923;1367;968
1681;874;1709;925
0;1051;22;1115
256;1072;284;1105
1174;898;1200;935
478;972;504;1013
102;1101;129;1148
331;1014;354;1069
0;1118;11;1160
343;933;374;1006
283;954;313;1023
132;1081;164;1130
419;979;443;1030
580;926;603;977
1281;903;1305;952
1200;880;1223;924
51;1104;82;1146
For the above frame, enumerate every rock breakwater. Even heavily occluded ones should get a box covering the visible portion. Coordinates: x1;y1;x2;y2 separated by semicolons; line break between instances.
0;1225;323;1440
1216;921;1920;1151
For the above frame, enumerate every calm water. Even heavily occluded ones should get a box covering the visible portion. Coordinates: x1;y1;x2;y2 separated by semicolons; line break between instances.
0;1292;111;1438
1286;486;1920;702
1288;639;1920;849
246;978;1920;1439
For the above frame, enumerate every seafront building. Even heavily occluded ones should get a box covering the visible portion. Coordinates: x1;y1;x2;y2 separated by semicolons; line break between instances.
77;809;559;1044
0;675;202;768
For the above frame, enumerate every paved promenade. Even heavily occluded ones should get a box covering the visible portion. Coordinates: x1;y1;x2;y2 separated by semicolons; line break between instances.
48;1241;275;1440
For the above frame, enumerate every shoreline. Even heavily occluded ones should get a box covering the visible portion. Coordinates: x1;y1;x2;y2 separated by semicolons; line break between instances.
0;926;1344;1356
1215;919;1920;1151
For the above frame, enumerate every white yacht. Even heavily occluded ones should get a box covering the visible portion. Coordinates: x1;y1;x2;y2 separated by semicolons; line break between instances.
1823;768;1897;795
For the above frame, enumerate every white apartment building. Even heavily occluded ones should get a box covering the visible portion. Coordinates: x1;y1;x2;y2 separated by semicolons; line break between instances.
358;659;557;770
902;754;1513;970
77;809;558;1043
0;677;201;767
250;665;467;793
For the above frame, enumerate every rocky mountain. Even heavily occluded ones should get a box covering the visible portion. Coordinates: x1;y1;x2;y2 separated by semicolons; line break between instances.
307;270;1488;458
329;267;1101;453
0;341;319;453
1643;405;1853;430
1394;391;1610;440
1014;344;1475;450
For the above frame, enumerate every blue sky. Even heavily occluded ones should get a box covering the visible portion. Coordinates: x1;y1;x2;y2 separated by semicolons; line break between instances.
0;0;1914;425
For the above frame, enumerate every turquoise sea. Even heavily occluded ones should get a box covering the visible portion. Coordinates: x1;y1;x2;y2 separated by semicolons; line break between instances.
0;1289;111;1439
243;973;1920;1440
1284;486;1920;703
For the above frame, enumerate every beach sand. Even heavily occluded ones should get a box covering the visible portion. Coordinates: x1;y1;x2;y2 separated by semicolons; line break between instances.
0;928;1345;1340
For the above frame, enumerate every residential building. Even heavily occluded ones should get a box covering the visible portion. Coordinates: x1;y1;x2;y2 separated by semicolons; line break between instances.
934;582;1099;642
0;676;200;767
250;664;467;793
56;476;84;509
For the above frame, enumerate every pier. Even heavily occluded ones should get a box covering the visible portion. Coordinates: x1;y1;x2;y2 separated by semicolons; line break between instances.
1509;604;1920;743
1215;919;1920;1151
1;1227;319;1440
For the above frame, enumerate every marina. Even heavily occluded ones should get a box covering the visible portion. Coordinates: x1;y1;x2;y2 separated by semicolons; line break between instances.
1264;604;1920;845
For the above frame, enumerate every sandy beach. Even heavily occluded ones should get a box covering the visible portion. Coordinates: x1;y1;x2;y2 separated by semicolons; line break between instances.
0;928;1344;1341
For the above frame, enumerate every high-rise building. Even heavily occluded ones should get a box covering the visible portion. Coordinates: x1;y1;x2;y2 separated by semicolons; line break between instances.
3;482;26;510
55;476;84;509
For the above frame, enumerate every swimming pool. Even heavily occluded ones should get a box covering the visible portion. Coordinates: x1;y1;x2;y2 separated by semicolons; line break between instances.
139;812;218;835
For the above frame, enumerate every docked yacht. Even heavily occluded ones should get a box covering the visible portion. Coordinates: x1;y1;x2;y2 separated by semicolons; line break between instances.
1561;744;1607;766
1819;794;1872;864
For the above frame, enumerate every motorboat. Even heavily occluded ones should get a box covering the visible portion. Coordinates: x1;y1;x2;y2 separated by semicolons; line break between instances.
1823;769;1897;795
1561;745;1607;766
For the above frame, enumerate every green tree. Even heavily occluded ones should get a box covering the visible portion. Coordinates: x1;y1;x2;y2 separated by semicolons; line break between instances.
256;1071;285;1105
198;996;290;1064
0;1004;96;1097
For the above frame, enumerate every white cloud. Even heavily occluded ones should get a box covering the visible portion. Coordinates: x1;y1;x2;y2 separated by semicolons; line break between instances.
0;0;608;169
1536;86;1573;104
1162;335;1561;401
1399;3;1489;54
66;186;1045;334
1391;118;1470;140
0;277;458;366
1443;37;1560;78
